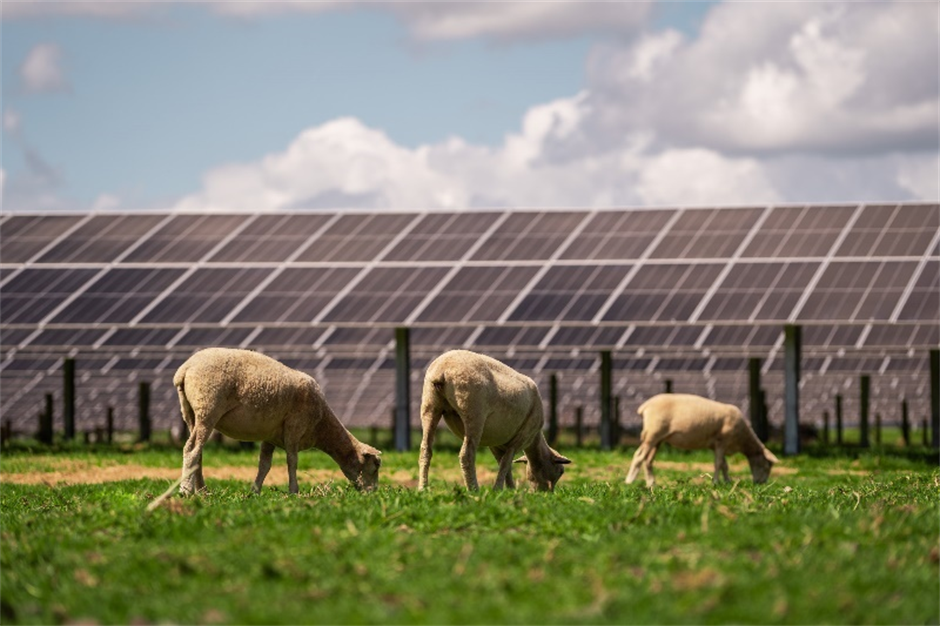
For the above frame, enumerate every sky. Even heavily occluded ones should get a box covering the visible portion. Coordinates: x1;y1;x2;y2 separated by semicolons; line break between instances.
1;1;938;213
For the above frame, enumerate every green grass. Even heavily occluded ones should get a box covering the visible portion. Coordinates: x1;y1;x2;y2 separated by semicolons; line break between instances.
1;444;937;625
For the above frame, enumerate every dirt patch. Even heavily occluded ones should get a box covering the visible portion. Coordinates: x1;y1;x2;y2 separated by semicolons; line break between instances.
0;458;496;489
0;456;801;488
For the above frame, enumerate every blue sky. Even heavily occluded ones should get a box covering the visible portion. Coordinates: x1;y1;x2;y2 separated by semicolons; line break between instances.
2;1;937;212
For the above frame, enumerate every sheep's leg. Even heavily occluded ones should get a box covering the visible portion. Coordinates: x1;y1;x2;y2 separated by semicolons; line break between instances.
642;444;660;488
626;442;653;485
253;441;276;494
180;422;213;495
418;407;442;491
713;447;730;483
491;446;516;490
458;418;485;491
285;446;300;494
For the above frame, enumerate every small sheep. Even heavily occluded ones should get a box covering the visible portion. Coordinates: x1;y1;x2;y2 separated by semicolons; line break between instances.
418;349;571;492
626;393;779;487
174;347;382;495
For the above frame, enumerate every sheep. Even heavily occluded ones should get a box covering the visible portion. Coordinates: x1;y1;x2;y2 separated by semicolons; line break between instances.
173;347;382;495
626;393;779;488
418;349;571;492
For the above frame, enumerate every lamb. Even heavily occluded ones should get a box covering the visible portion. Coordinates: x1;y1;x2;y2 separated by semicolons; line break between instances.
418;349;571;492
626;393;779;488
173;347;382;495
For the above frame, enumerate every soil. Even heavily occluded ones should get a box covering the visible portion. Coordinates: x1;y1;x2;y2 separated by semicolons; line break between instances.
0;457;798;488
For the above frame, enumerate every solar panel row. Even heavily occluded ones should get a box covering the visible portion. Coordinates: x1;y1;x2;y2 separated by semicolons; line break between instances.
1;203;937;435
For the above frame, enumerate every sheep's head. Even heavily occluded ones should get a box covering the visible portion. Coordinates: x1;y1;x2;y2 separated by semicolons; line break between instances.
352;445;382;491
748;447;779;484
514;447;571;492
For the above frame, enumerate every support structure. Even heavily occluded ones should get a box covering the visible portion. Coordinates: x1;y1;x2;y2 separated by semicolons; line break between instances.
575;406;584;448
138;381;151;443
664;379;673;394
547;373;559;445
107;407;114;444
39;393;54;445
822;411;830;445
931;349;939;449
836;394;844;445
748;358;762;437
63;358;75;441
783;325;801;456
859;375;870;448
394;327;411;452
900;399;910;447
599;351;613;451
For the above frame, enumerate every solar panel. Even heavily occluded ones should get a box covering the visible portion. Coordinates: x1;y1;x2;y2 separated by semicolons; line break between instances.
1;203;936;434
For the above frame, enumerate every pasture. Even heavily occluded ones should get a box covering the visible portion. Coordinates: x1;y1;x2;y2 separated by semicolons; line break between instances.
1;441;937;625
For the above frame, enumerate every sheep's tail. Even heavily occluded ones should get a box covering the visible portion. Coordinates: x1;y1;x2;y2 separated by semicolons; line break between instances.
430;372;446;394
174;366;196;431
636;398;652;416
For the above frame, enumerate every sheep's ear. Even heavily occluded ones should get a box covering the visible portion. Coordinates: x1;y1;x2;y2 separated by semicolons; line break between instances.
513;455;528;464
553;454;572;465
764;448;779;464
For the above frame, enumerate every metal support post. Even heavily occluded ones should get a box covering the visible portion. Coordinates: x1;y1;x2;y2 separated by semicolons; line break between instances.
836;394;843;445
138;381;151;443
394;327;411;452
63;358;75;441
931;349;939;449
783;325;801;455
547;373;559;445
860;375;870;448
600;351;613;451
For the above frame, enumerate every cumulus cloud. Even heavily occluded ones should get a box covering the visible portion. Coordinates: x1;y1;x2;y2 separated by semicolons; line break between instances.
583;2;939;156
173;105;785;212
19;44;69;94
5;1;651;42
896;154;940;201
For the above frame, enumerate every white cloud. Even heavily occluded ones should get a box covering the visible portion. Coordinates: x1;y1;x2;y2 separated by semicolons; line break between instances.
91;193;121;212
896;155;940;201
4;1;651;42
636;149;781;207
19;44;69;94
583;2;939;156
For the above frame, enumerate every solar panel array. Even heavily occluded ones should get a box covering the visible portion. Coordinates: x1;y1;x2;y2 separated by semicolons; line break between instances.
1;203;937;439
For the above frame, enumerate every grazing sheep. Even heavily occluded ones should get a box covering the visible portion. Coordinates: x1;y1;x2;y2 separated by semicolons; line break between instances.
174;348;382;495
626;393;779;487
418;349;571;492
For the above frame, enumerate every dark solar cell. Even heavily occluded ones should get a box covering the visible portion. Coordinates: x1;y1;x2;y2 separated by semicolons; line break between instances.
0;216;84;262
700;262;817;322
742;205;853;258
0;327;34;347
853;204;896;229
32;215;83;235
121;214;249;262
475;326;550;346
36;214;166;263
252;326;325;348
914;323;940;345
411;326;476;347
322;267;447;323
0;268;100;323
231;267;361;323
324;326;390;346
703;325;781;347
104;327;181;346
51;268;186;323
29;327;106;347
801;261;915;322
624;325;677;346
548;326;625;347
863;324;916;347
802;325;863;347
208;214;333;262
174;326;256;348
417;266;539;323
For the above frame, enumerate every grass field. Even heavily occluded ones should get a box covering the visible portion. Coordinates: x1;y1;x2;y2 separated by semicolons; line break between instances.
1;440;937;625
